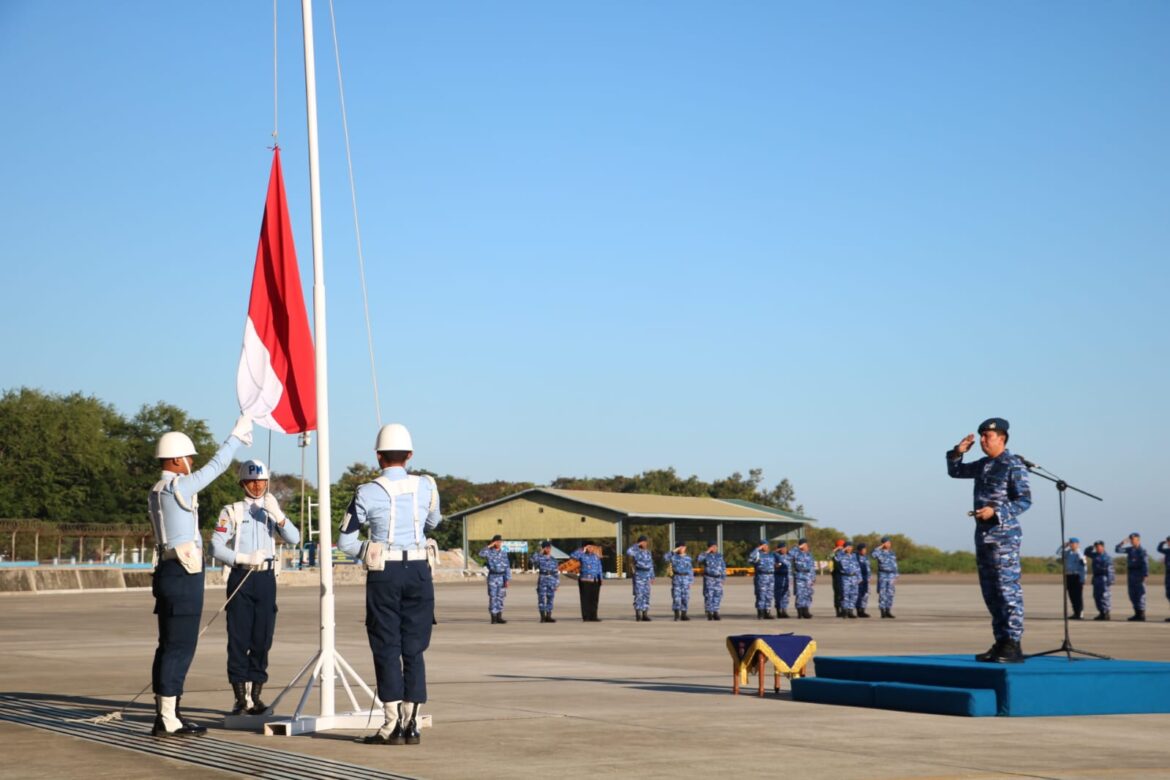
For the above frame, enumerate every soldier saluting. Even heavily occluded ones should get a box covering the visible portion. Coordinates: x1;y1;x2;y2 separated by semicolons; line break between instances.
947;417;1031;663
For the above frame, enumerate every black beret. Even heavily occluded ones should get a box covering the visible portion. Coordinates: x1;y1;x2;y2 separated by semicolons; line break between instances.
491;534;503;542
978;417;1009;434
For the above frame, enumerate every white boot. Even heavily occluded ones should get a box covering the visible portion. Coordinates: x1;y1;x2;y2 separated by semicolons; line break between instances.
159;695;183;732
361;700;401;744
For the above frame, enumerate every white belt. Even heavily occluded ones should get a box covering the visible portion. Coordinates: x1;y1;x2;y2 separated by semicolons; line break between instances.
382;548;428;562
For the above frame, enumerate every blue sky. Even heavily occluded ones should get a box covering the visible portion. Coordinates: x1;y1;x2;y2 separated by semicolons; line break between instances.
2;2;1167;554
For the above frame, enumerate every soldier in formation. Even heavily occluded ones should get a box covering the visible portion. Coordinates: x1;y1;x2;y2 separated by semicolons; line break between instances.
570;543;604;622
1057;537;1086;620
532;540;560;623
830;538;845;616
696;541;725;620
210;459;300;716
773;540;792;619
791;538;816;618
854;542;872;618
1159;536;1170;622
626;535;655;622
1115;533;1149;622
667;543;694;621
836;541;861;619
1085;540;1114;620
747;541;776;619
947;417;1031;663
478;534;512;624
870;536;899;618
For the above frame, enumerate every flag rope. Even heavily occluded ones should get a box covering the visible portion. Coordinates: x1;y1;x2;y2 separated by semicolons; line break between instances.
328;0;382;428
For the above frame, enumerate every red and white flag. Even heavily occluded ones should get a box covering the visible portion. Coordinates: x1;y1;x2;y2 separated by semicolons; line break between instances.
236;147;317;434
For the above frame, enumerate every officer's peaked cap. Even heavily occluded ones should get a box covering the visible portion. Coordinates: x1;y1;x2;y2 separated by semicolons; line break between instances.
978;417;1009;435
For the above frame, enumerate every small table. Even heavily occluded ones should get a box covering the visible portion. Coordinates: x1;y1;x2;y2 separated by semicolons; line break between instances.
726;633;816;697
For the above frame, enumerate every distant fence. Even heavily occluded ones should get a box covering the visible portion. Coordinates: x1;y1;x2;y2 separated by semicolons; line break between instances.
0;520;155;565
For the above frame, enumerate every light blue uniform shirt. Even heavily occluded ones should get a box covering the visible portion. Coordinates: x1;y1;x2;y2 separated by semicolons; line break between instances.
210;495;301;565
148;436;243;550
338;467;442;556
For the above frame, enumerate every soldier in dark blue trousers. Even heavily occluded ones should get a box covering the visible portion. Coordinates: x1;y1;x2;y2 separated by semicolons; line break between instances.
1159;536;1170;621
855;542;872;618
1115;533;1149;621
532;540;560;622
773;541;792;618
1085;540;1114;620
947;417;1031;664
697;541;726;620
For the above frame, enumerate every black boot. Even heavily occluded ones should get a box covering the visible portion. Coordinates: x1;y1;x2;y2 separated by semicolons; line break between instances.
674;610;680;622
706;611;713;620
490;612;498;624
402;703;421;745
885;609;896;619
681;610;690;621
778;609;790;619
641;610;651;622
845;609;857;619
975;640;1004;663
539;611;547;622
757;609;765;619
246;683;267;715
713;611;721;621
1127;610;1145;622
1093;611;1107;621
857;608;871;618
496;614;507;624
230;682;249;715
992;639;1024;664
546;612;556;623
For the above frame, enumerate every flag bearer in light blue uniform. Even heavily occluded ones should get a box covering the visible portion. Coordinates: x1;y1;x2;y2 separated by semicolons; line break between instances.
626;535;655;622
479;534;512;623
339;423;442;746
147;415;252;737
666;543;694;621
532;540;560;622
697;541;725;620
210;459;300;716
1115;533;1149;621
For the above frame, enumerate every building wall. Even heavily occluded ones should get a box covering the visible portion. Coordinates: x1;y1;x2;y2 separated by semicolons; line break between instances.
464;496;617;541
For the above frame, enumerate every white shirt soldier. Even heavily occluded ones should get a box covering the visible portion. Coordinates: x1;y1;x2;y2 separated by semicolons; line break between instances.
210;459;300;715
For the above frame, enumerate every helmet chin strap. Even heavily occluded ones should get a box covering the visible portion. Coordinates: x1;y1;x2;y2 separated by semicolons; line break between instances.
242;482;267;500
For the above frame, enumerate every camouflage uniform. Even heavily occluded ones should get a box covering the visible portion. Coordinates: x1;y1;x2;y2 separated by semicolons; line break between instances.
837;549;861;614
855;550;871;611
697;550;726;614
1085;547;1114;615
947;447;1032;644
791;549;816;608
667;551;694;612
871;547;899;611
773;548;792;611
1114;541;1149;613
626;544;655;612
532;551;560;615
747;547;777;610
478;545;511;615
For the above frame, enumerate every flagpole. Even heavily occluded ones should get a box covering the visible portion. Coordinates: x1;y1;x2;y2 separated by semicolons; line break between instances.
300;0;336;719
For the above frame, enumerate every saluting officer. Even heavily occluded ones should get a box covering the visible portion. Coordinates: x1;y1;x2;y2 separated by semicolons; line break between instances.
837;541;861;619
147;415;252;737
339;423;442;746
570;543;604;622
747;541;776;619
871;536;899;618
696;541;725;620
791;538;816;619
666;543;694;621
1084;540;1115;620
854;542;872;618
210;459;300;716
532;540;560;623
948;417;1032;664
626;535;655;622
1115;533;1149;621
478;534;512;624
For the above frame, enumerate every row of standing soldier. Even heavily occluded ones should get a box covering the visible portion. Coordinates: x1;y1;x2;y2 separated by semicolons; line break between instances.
1062;533;1170;622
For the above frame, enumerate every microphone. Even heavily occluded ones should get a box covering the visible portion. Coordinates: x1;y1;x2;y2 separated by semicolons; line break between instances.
1017;454;1037;469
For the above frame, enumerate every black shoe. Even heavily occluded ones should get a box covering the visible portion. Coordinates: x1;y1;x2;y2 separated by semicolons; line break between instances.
673;610;680;622
803;607;814;619
763;608;775;619
681;611;690;621
546;613;556;623
490;613;498;624
778;609;790;619
992;640;1024;664
1093;612;1107;621
387;721;406;745
246;683;267;715
634;610;642;621
705;611;712;620
497;615;507;624
362;730;396;745
230;681;249;716
845;610;857;619
174;697;208;735
975;641;1004;663
857;609;871;618
152;715;207;737
1127;611;1146;622
1071;612;1083;620
403;718;420;745
713;612;721;621
885;610;896;619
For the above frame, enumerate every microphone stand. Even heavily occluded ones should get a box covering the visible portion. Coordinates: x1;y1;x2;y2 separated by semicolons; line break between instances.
1024;459;1110;661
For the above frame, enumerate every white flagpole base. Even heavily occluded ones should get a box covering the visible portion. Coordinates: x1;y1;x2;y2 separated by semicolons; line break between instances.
264;712;433;737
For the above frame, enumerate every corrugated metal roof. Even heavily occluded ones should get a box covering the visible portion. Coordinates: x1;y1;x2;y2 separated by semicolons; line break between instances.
717;498;816;524
447;488;816;524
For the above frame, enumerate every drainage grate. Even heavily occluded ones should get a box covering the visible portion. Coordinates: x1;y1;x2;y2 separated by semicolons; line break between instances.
0;695;419;780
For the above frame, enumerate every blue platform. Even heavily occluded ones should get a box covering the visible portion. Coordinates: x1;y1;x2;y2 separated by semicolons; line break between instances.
791;655;1170;717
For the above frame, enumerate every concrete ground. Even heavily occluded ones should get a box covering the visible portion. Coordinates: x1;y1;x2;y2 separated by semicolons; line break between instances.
1;574;1168;780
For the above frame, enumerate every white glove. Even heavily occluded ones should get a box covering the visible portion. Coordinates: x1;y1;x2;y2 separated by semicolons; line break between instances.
238;549;266;566
263;493;286;525
230;415;254;446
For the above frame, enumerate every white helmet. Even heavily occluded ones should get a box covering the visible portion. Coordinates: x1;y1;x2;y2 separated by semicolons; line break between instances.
237;459;269;482
375;423;413;452
155;432;197;459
